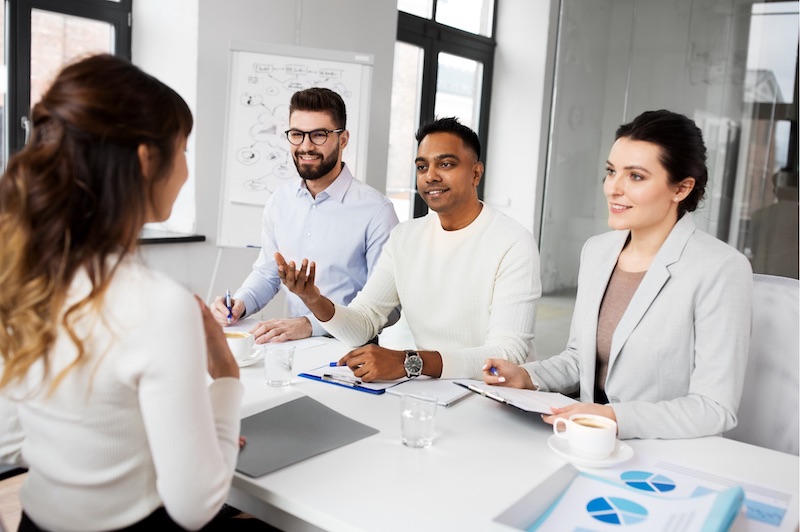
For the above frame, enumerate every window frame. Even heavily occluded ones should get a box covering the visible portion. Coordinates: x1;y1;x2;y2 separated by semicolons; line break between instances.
397;2;498;217
7;0;132;156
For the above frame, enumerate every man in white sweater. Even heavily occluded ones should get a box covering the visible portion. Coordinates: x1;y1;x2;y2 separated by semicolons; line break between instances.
277;117;541;380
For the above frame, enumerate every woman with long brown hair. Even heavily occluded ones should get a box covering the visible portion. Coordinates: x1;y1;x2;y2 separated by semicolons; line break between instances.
0;55;245;530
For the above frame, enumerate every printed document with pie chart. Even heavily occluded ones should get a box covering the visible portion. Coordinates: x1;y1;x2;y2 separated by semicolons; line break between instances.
527;473;742;531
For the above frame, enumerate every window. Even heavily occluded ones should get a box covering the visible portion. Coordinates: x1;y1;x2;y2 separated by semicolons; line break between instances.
5;0;131;161
387;0;497;221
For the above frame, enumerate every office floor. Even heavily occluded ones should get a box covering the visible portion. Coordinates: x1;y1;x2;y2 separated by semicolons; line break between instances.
0;291;577;530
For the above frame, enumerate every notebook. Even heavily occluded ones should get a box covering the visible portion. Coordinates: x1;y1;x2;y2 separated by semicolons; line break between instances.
386;377;472;407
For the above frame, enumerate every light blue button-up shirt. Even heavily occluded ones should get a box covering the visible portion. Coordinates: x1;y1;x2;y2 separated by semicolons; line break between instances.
235;164;400;336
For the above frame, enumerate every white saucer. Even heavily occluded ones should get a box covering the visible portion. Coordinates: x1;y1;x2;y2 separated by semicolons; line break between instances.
236;350;264;368
547;435;634;468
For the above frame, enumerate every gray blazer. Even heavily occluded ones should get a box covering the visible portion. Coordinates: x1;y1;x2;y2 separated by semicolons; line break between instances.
526;214;752;439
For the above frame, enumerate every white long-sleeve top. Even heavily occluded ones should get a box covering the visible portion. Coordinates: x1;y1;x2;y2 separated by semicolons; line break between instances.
324;204;541;378
0;258;243;531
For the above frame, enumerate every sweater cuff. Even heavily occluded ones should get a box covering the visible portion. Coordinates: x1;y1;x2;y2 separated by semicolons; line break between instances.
524;366;543;391
307;313;328;337
208;378;244;439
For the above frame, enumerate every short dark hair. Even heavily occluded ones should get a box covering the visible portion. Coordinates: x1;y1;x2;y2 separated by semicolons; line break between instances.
289;87;346;129
615;110;707;215
416;117;481;160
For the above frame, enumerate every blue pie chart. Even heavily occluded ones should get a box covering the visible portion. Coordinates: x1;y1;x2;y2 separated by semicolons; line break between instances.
621;471;676;493
586;497;648;525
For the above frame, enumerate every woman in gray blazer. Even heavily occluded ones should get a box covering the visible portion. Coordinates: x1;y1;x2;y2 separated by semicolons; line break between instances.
484;110;752;440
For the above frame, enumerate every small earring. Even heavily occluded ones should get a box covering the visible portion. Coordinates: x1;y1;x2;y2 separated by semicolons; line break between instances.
673;197;680;202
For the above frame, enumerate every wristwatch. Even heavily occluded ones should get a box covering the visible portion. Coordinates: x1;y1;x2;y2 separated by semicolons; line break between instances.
404;350;423;378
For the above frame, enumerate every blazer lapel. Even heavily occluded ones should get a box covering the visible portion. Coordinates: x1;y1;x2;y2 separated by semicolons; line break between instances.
607;215;697;371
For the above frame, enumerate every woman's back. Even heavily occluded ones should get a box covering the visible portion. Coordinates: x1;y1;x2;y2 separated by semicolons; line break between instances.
0;54;244;531
3;258;243;531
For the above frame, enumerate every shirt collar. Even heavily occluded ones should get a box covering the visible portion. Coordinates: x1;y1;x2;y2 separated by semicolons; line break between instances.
294;163;354;203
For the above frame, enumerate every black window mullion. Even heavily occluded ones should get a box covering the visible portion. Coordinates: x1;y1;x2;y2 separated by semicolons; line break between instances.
8;0;32;156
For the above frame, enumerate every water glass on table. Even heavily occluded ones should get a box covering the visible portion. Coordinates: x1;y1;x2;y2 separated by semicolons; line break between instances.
264;345;295;387
400;393;437;448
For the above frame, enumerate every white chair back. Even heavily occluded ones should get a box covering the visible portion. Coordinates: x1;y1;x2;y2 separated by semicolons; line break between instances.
725;274;799;455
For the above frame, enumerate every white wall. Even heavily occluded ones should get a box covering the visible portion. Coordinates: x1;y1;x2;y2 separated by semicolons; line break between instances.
484;0;557;238
132;0;399;316
132;0;198;235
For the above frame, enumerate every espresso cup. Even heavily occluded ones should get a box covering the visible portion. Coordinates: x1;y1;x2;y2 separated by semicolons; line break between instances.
224;331;255;363
553;413;617;460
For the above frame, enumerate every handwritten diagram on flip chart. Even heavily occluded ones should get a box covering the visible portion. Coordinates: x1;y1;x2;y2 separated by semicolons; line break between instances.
217;41;373;249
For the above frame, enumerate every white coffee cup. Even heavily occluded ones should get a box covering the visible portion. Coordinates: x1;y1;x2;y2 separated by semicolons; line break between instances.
224;331;255;363
553;413;617;460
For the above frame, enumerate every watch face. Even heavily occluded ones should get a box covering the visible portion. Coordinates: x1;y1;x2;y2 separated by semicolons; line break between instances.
405;353;423;376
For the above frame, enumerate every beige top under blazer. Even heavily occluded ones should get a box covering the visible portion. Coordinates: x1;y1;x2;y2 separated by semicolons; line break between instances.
525;214;753;440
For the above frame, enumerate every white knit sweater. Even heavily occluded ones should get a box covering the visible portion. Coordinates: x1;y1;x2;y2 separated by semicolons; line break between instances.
325;204;541;378
0;259;243;531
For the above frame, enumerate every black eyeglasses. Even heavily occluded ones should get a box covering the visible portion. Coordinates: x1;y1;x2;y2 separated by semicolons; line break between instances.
284;128;344;146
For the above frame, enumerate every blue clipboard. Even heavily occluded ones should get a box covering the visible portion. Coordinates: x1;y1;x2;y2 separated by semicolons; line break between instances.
298;371;387;395
298;364;408;395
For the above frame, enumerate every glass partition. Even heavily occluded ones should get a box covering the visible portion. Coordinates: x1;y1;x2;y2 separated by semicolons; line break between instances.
539;0;799;292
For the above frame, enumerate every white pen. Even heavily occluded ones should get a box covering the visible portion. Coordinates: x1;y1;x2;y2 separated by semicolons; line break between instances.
322;374;362;386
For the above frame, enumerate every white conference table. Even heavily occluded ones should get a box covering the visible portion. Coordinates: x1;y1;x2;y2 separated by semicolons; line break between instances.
226;337;800;532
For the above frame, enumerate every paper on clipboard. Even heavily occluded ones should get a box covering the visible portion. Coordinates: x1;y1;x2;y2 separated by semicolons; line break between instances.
454;380;578;414
299;364;409;394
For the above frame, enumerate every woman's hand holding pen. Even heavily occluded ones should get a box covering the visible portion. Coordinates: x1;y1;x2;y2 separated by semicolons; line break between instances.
481;358;535;390
275;252;335;322
211;296;245;326
195;295;240;380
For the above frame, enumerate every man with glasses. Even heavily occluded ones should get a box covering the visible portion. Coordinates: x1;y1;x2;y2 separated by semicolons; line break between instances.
212;87;399;343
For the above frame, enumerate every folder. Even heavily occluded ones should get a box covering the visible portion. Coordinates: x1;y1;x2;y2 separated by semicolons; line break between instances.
236;396;379;477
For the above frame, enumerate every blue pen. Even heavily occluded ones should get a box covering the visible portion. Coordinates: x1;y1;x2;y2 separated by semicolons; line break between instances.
489;366;500;377
225;289;232;324
329;362;339;367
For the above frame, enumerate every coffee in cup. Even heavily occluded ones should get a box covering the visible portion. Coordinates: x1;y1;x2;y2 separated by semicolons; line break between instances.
225;331;255;363
553;413;617;460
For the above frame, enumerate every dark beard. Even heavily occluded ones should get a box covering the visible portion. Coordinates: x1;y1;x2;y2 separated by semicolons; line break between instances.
292;145;339;181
